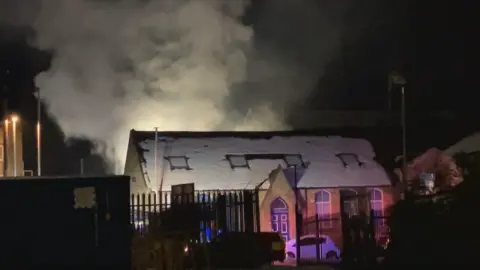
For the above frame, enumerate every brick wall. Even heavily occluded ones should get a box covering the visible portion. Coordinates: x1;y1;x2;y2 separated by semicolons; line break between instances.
259;185;397;248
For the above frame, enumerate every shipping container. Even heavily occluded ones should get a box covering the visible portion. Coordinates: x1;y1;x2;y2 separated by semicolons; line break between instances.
0;175;131;269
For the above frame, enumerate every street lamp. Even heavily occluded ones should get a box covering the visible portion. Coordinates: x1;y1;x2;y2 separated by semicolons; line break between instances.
285;154;304;266
3;118;8;176
10;114;19;177
154;127;159;191
388;71;407;189
33;87;42;176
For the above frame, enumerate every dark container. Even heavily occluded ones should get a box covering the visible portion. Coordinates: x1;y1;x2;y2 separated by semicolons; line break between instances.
0;175;131;269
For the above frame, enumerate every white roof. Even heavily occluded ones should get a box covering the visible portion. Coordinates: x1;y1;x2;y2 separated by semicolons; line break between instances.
444;132;480;155
136;133;391;191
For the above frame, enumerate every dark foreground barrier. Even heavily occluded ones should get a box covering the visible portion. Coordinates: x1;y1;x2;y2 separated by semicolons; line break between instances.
0;175;131;269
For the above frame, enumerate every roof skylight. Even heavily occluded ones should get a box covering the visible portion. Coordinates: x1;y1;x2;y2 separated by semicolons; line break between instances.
226;154;250;169
283;154;305;167
335;153;364;168
164;156;192;170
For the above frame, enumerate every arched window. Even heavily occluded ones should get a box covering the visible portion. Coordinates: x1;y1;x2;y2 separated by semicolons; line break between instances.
271;197;288;210
369;188;385;226
315;190;332;228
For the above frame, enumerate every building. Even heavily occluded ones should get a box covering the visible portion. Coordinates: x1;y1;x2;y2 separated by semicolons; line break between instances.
0;115;25;177
124;129;396;244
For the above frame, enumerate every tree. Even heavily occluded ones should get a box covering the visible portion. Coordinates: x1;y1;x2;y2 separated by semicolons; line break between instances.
384;151;480;266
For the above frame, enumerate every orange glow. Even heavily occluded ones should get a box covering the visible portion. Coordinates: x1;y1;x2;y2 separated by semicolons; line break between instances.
11;115;19;123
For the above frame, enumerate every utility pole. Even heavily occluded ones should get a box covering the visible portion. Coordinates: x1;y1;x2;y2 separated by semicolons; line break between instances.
389;71;407;191
154;127;159;191
12;115;18;176
294;164;301;266
2;98;8;176
34;87;42;176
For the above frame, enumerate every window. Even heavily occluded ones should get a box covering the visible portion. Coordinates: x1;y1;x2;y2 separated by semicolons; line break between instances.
335;153;364;168
280;214;288;233
297;237;326;247
283;154;305;168
164;156;192;170
370;188;385;227
298;237;316;246
226;154;250;169
315;190;332;228
272;213;289;234
271;215;279;232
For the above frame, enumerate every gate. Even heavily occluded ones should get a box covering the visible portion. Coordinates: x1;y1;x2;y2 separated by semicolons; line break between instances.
340;190;389;267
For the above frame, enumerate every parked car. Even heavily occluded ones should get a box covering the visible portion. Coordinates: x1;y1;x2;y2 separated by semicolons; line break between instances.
185;231;285;268
285;234;340;261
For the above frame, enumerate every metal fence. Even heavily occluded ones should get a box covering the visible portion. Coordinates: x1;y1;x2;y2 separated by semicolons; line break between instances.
130;190;260;240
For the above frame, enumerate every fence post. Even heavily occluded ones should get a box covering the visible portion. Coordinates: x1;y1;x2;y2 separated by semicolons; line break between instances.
217;194;227;233
367;209;377;266
141;193;146;233
243;190;254;232
315;214;320;262
340;192;354;268
135;194;140;232
232;192;238;231
254;189;261;232
147;193;152;232
130;194;134;227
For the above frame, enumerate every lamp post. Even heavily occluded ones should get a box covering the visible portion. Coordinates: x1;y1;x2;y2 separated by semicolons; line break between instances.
11;114;19;177
287;161;303;266
3;118;8;176
389;72;407;190
33;87;42;176
154;127;159;191
293;164;300;266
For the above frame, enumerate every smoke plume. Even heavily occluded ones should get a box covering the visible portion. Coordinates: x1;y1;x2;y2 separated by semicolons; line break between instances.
19;0;348;172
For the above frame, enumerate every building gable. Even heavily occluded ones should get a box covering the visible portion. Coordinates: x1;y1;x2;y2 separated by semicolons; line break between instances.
124;131;150;193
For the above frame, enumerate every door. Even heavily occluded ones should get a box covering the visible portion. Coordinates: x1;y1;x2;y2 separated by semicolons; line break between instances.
298;237;316;259
298;237;327;260
270;198;289;241
271;213;289;241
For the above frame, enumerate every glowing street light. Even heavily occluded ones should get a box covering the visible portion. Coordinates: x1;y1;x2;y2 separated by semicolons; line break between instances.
3;118;7;176
11;115;18;123
33;87;42;176
11;114;19;177
4;114;20;177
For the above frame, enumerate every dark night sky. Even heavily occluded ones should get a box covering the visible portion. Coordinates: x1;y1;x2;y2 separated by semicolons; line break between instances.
0;0;476;175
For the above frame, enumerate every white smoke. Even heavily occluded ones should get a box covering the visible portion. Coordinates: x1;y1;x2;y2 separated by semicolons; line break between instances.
30;0;287;172
10;0;350;173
